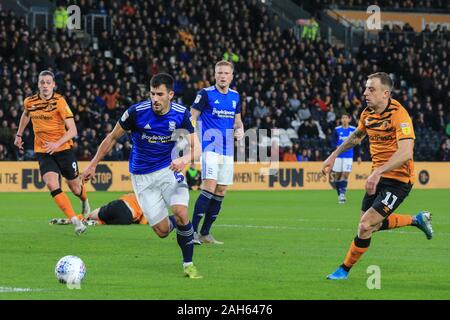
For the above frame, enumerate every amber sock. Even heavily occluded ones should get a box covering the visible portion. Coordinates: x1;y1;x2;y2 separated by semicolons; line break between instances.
51;189;77;220
379;214;413;230
341;236;371;272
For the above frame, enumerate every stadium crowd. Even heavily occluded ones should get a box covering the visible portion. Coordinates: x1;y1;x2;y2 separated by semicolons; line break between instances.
0;0;449;162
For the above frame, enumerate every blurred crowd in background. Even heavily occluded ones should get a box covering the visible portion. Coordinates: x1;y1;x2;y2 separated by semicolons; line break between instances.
0;0;449;162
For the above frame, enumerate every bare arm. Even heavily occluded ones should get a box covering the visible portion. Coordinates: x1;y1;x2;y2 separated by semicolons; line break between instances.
44;118;78;154
14;110;31;150
234;113;244;140
82;123;126;180
190;108;201;127
365;139;414;195
332;128;366;158
373;139;414;175
322;128;366;174
170;132;201;172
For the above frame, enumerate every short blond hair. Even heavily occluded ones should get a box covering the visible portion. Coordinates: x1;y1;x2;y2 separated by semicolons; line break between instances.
368;72;393;91
215;60;234;72
39;70;55;81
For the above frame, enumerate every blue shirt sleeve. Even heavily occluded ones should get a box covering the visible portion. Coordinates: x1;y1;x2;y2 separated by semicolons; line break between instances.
182;109;195;134
333;128;339;148
119;105;136;131
235;97;241;114
191;89;209;112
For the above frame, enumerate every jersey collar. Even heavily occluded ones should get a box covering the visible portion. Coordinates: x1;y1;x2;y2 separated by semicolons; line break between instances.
215;84;229;94
38;92;55;101
379;98;391;115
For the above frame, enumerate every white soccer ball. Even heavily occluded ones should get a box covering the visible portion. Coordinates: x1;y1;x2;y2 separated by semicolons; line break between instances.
55;255;86;285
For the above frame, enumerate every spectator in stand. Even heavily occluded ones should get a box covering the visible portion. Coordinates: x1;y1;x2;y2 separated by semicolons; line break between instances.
283;147;298;161
298;118;319;138
0;1;448;162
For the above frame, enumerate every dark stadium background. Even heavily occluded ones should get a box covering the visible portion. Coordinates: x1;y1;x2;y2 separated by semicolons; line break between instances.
0;0;449;162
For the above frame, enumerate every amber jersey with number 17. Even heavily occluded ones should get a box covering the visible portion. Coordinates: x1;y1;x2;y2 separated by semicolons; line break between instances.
357;98;415;184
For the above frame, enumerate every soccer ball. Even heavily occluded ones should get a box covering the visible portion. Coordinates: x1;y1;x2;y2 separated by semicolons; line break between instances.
55;255;86;285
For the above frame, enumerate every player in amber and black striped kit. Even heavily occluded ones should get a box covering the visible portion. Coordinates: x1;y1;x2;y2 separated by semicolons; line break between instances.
322;72;434;280
14;70;89;235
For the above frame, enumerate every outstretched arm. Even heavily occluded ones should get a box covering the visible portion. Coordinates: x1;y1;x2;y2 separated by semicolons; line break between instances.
170;132;201;172
81;123;126;181
44;118;78;155
322;128;366;175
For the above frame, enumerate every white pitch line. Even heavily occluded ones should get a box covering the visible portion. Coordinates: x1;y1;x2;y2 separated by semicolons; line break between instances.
216;224;450;236
0;286;46;293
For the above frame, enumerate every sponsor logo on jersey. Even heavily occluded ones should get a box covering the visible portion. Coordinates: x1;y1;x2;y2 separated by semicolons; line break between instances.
212;108;235;118
400;122;411;135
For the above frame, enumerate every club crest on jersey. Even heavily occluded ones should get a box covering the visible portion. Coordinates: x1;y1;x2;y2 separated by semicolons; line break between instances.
168;121;176;131
232;101;237;109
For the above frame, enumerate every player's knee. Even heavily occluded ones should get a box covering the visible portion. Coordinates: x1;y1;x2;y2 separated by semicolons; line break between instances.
156;230;169;238
359;221;374;234
153;226;169;238
214;185;227;197
46;181;60;191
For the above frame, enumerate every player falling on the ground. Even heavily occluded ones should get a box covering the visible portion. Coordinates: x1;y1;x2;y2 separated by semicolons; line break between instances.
50;193;149;226
82;73;203;279
14;70;89;235
190;60;244;245
322;72;433;280
331;113;360;204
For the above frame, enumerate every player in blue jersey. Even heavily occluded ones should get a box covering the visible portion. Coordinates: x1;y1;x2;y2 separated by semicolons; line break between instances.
81;73;203;279
190;60;244;245
331;113;360;204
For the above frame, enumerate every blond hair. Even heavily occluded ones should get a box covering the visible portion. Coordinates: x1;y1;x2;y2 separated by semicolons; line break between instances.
215;60;234;72
368;72;393;91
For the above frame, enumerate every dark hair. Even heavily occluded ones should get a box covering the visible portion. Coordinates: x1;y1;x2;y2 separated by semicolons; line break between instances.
368;72;393;91
150;73;174;91
341;112;350;118
39;70;55;81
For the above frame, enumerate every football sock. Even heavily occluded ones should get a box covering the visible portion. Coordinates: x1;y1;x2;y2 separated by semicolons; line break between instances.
168;215;177;233
341;236;371;272
176;221;194;264
379;214;413;230
192;189;213;233
200;194;224;236
335;180;342;195
335;180;344;195
342;180;348;194
51;188;77;219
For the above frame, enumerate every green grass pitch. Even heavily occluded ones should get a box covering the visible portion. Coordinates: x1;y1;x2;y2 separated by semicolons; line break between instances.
0;189;449;300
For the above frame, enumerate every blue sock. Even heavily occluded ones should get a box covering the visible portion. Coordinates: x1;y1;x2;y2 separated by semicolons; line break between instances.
335;180;343;195
176;221;194;264
342;180;348;195
192;190;213;233
200;194;224;236
168;215;177;233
